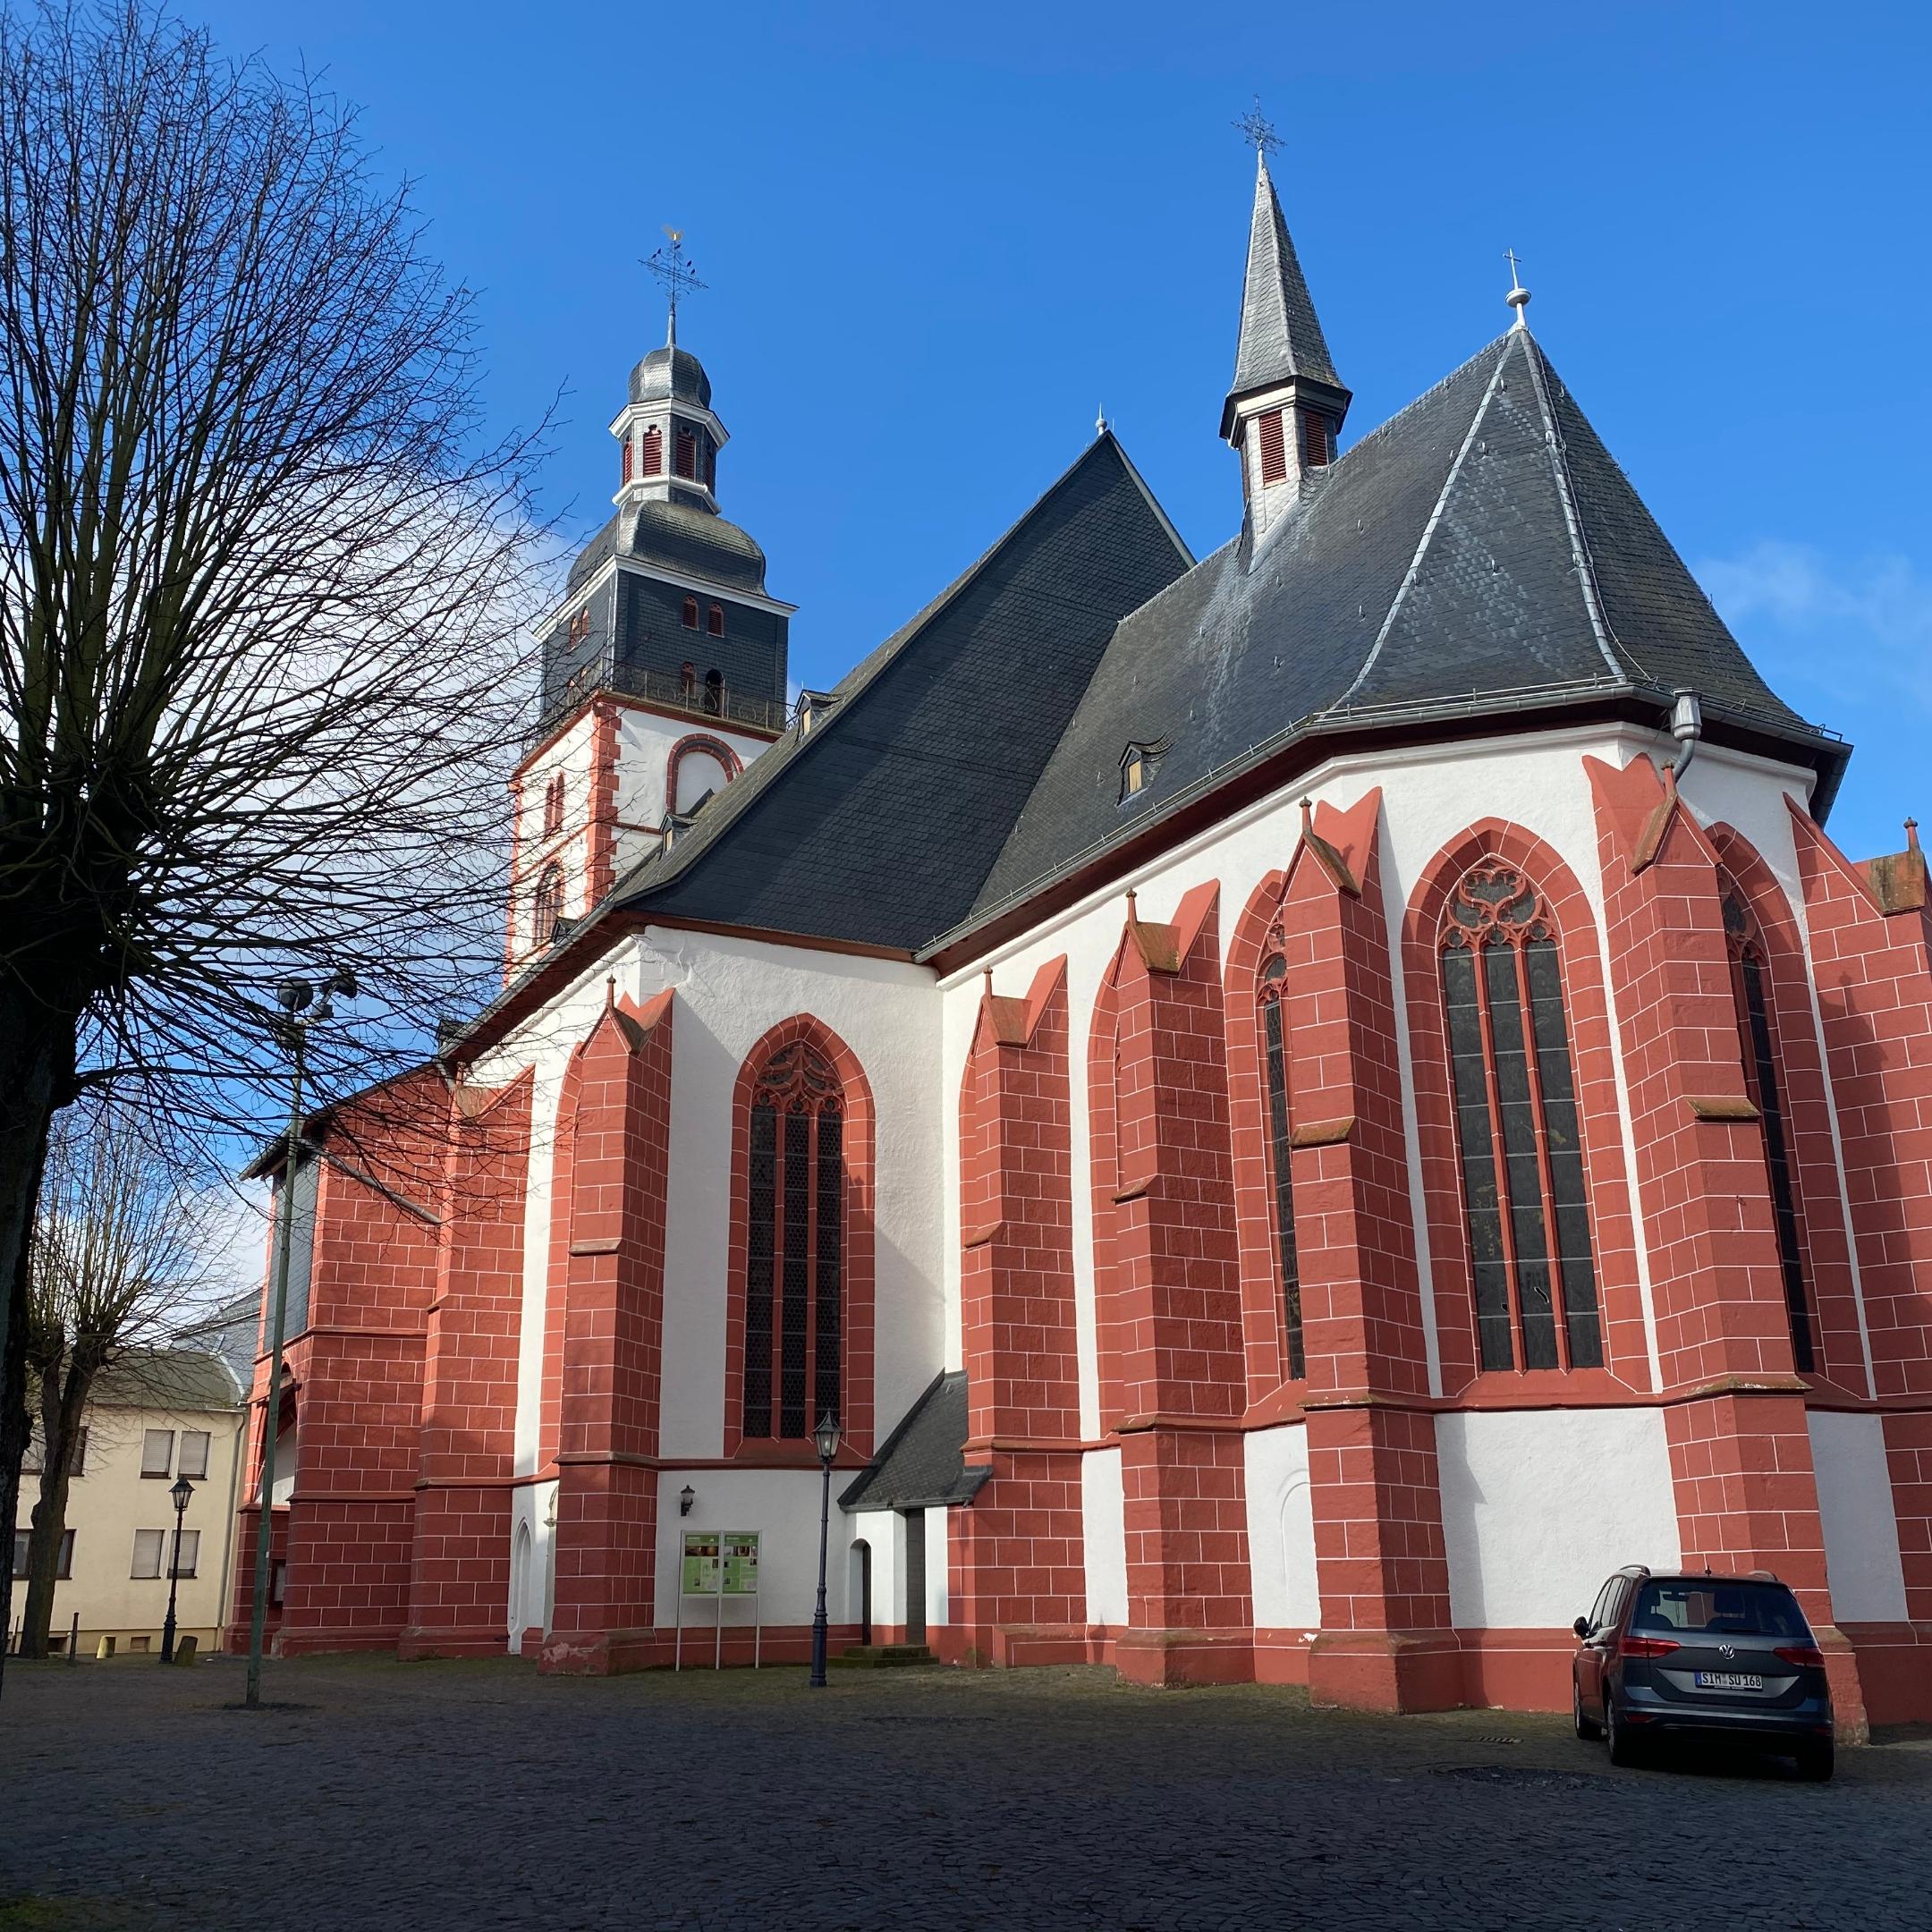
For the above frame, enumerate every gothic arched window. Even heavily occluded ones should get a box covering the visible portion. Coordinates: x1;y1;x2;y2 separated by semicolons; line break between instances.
531;863;563;945
1721;886;1816;1372
741;1041;844;1441
1440;862;1601;1372
1257;942;1304;1378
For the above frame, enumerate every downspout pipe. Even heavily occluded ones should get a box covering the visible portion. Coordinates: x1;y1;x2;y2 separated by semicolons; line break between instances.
1669;689;1703;784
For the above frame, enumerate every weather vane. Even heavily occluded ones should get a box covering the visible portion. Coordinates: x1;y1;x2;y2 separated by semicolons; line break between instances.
1233;97;1280;160
642;226;707;344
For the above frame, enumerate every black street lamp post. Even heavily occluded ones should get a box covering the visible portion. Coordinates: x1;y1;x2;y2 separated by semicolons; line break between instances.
809;1411;840;1688
161;1474;193;1663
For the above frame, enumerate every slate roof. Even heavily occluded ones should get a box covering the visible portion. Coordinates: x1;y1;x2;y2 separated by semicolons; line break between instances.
565;500;768;597
602;432;1194;949
630;343;712;409
963;325;1843;930
91;1346;243;1412
1225;154;1343;417
839;1371;988;1513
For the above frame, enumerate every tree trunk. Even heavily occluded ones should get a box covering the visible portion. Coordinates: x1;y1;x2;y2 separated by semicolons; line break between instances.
20;1354;90;1658
0;987;76;1697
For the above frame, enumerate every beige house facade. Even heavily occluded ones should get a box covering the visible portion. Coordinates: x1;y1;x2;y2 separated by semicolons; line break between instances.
12;1350;247;1657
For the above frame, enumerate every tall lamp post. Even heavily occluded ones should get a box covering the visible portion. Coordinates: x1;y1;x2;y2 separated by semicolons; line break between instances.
808;1411;840;1689
245;967;356;1711
161;1474;194;1663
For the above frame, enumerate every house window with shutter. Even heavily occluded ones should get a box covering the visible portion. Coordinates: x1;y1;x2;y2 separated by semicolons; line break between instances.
170;1530;200;1579
674;426;699;480
707;604;724;638
1258;409;1287;486
640;424;663;476
178;1431;210;1480
141;1430;174;1478
1440;861;1602;1373
1301;410;1333;469
131;1529;165;1580
10;1531;66;1580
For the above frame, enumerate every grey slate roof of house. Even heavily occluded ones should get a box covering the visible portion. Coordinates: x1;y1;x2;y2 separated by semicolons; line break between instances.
602;432;1195;949
91;1346;242;1411
839;1371;987;1513
963;325;1842;930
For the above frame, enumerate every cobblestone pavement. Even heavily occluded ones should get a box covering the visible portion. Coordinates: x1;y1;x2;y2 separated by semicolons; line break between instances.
4;1654;1930;1931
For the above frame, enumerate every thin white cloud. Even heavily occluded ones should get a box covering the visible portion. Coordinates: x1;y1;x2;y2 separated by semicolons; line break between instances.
1697;541;1932;708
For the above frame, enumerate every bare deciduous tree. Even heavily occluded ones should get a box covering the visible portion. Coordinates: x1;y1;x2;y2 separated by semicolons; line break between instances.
16;1098;223;1657
0;0;549;1657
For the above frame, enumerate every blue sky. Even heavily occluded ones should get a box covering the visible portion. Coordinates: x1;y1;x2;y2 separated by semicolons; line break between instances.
197;0;1929;861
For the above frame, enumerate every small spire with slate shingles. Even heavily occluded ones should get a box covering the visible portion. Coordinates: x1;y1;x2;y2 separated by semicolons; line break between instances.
1220;106;1351;537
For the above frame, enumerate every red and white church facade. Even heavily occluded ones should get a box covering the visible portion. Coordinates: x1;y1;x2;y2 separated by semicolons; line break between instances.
233;157;1932;1734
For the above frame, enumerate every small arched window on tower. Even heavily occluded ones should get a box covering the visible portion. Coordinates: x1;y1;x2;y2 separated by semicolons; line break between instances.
680;660;697;703
542;771;564;838
1301;409;1334;470
682;596;699;631
1721;886;1816;1372
1257;942;1304;1377
741;1040;845;1441
674;425;699;481
567;606;590;647
1118;736;1170;804
703;668;724;716
1440;861;1601;1373
531;863;564;946
640;424;663;477
707;603;724;638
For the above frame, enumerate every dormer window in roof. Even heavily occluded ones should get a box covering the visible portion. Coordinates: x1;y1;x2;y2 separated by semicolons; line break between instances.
1119;735;1171;804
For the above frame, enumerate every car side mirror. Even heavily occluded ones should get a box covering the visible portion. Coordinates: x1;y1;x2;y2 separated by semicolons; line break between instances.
1572;1616;1590;1640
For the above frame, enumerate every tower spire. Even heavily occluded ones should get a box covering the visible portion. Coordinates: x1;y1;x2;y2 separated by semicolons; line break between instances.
643;226;707;349
1220;106;1351;538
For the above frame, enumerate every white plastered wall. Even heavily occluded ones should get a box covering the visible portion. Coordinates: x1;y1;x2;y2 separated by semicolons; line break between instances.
612;708;774;879
1244;1422;1319;1629
1435;1407;1682;1626
1808;1411;1909;1622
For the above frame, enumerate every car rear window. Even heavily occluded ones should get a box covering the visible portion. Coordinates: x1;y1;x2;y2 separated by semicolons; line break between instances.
1631;1580;1809;1640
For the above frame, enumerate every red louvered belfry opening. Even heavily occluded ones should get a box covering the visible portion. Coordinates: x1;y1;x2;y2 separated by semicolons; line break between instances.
707;604;724;638
621;439;634;484
1258;409;1287;486
682;596;699;629
674;426;699;480
1301;409;1333;469
640;424;663;476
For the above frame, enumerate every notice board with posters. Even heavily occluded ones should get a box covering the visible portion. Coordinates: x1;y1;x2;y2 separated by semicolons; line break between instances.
674;1530;762;1669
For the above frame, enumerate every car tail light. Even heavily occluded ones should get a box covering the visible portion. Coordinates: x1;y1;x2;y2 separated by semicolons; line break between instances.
1774;1644;1826;1669
1618;1635;1682;1659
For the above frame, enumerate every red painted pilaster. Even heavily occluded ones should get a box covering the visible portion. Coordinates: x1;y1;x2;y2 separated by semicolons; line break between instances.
1095;884;1255;1685
541;990;674;1674
401;1072;533;1658
953;958;1087;1661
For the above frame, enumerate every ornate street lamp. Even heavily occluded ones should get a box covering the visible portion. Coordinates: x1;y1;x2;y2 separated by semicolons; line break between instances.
246;965;356;1710
161;1473;193;1663
808;1411;840;1689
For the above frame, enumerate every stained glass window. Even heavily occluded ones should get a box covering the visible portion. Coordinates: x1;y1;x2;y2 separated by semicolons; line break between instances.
1722;888;1816;1373
741;1041;844;1439
1258;949;1305;1377
1440;863;1601;1372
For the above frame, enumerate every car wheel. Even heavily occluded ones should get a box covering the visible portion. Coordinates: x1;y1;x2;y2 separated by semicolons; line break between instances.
1572;1674;1601;1741
1606;1696;1643;1767
1795;1740;1835;1783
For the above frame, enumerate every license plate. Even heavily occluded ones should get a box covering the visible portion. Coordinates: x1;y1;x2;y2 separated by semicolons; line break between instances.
1694;1671;1763;1690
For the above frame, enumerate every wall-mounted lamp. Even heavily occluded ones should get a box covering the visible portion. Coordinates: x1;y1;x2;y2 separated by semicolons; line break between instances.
679;1485;696;1518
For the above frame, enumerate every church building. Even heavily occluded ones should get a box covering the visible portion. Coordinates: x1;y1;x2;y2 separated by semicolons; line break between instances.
233;147;1932;1733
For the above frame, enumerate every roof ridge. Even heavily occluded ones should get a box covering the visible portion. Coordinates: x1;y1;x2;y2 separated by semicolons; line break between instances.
1328;337;1513;709
1516;333;1629;683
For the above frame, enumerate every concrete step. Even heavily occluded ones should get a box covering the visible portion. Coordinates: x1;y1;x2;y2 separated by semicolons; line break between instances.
833;1643;936;1668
